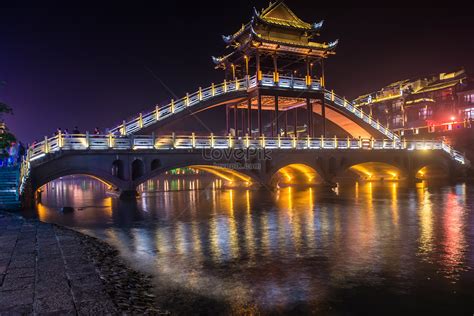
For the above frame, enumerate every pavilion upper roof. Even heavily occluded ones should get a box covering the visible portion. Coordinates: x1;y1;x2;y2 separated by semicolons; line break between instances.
255;1;319;31
213;1;336;67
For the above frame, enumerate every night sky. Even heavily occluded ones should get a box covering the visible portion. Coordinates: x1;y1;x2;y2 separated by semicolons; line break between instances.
1;2;473;142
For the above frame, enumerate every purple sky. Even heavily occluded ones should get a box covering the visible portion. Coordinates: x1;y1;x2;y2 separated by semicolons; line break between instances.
1;2;473;142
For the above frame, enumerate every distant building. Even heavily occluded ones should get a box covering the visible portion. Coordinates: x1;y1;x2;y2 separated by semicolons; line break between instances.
353;69;474;137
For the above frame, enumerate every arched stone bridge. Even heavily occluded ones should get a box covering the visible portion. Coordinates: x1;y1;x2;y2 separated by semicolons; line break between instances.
21;134;468;198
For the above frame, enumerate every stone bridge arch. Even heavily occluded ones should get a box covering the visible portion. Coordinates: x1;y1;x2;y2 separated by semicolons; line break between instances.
133;160;263;189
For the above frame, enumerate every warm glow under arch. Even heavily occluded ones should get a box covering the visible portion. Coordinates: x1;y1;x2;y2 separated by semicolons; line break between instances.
271;163;322;187
346;162;403;181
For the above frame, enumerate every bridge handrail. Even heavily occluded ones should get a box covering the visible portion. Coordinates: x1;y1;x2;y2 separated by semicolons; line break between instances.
107;74;398;141
26;134;466;166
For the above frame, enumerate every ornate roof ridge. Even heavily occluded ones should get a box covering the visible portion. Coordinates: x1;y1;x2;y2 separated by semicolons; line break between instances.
257;1;312;30
250;25;338;51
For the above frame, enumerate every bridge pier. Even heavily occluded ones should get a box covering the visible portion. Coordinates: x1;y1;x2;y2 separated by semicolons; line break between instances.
118;190;138;199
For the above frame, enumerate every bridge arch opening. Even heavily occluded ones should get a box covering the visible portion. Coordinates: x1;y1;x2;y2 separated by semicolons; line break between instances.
338;162;403;182
36;174;114;193
131;159;145;181
187;165;254;188
271;164;323;187
111;160;125;180
416;164;450;180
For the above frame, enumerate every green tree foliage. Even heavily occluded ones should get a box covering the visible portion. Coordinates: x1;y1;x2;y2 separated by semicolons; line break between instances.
0;97;16;157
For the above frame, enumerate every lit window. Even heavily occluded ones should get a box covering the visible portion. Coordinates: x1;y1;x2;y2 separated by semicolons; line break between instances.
464;107;474;119
419;107;432;120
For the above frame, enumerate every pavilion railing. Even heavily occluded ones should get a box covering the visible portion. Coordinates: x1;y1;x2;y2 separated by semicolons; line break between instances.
26;134;466;165
108;74;399;141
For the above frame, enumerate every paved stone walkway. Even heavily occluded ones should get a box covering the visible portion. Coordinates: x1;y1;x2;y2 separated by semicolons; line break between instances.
0;212;117;315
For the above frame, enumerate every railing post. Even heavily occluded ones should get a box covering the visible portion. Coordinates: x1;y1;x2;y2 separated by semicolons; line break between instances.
277;134;281;148
331;90;335;102
58;131;62;149
223;80;227;93
261;134;265;148
139;113;143;128
292;135;297;149
44;136;49;154
121;120;126;136
211;83;215;96
347;136;350;148
191;132;196;148
155;105;160;121
185;93;190;107
245;133;250;148
210;133;214;148
358;136;362;149
85;132;90;149
228;133;232;148
334;135;338;149
108;133;113;149
321;135;324;149
307;134;310;149
198;87;202;101
235;78;239;90
171;99;175;113
370;137;374;149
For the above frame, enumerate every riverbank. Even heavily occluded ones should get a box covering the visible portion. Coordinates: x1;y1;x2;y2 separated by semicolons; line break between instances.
0;210;164;314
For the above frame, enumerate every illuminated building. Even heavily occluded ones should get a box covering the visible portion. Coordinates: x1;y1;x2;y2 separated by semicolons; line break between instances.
353;68;474;162
354;69;473;136
212;1;338;137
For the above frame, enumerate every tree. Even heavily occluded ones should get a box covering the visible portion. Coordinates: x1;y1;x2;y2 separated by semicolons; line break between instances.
0;83;16;157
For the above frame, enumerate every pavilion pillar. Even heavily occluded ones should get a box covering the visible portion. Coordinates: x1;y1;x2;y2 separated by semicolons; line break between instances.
226;105;230;134
241;108;245;137
275;95;279;137
256;50;261;82
270;110;274;137
247;97;252;135
273;54;279;83
234;103;238;136
321;59;327;137
306;98;313;137
258;92;262;136
294;107;298;137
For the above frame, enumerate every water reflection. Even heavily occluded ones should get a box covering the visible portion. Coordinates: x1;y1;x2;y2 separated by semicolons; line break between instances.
30;176;474;314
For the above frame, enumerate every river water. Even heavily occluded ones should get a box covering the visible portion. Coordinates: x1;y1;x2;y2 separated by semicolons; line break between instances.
27;176;474;315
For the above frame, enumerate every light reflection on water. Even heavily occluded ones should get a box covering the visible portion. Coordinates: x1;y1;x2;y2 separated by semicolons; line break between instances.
31;177;474;314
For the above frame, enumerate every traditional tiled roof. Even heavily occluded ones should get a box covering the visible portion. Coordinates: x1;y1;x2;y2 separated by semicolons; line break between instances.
354;69;467;105
254;1;322;31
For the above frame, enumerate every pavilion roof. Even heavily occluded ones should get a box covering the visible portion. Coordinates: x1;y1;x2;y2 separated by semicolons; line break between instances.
255;1;321;31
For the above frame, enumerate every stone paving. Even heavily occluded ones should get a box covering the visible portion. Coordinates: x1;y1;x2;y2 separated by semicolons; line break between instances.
0;212;118;315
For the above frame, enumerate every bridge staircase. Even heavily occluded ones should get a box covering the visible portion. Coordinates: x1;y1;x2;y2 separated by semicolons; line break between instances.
0;166;21;210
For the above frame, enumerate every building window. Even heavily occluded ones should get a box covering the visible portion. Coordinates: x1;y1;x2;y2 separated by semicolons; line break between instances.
419;107;433;120
392;115;404;127
464;107;474;119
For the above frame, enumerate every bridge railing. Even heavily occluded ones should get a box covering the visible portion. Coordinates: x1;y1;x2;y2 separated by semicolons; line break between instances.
26;134;466;165
107;74;398;141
